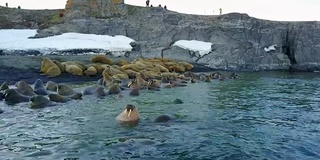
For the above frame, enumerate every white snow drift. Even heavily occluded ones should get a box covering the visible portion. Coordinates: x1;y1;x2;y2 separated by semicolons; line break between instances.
173;40;212;57
0;29;135;56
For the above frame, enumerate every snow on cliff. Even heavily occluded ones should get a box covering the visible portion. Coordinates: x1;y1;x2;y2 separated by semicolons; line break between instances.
0;29;135;56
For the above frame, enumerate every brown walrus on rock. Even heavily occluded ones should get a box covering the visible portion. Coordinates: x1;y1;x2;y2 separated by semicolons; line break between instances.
116;104;140;123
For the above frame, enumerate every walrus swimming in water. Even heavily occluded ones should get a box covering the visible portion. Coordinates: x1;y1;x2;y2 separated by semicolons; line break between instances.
173;98;184;104
0;82;9;91
229;72;240;79
45;81;58;91
33;79;49;95
4;89;30;104
15;81;36;96
154;115;173;123
30;95;54;109
129;88;140;96
107;83;121;95
128;79;140;90
48;94;71;103
94;86;107;98
147;79;161;91
116;104;140;123
82;85;99;95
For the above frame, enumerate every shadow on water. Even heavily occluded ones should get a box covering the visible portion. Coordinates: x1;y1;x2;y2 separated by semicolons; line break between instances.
1;71;320;159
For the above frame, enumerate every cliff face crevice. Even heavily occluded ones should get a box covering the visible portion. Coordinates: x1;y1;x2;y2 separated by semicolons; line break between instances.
1;4;320;71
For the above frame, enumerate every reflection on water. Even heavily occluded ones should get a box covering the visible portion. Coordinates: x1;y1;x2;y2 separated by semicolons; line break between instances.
1;71;320;159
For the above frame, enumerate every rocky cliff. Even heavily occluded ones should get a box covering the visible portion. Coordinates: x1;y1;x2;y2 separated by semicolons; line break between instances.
1;3;320;71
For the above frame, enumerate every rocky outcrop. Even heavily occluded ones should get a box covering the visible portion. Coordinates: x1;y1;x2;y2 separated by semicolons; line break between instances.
0;6;63;29
1;3;320;71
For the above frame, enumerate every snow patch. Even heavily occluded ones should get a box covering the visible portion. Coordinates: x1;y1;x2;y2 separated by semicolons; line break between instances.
264;44;277;52
0;29;135;56
173;40;212;57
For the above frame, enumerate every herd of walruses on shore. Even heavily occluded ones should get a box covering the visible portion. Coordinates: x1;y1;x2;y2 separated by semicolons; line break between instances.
0;55;239;124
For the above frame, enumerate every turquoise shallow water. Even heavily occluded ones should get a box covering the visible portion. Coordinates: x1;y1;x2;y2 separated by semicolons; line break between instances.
1;71;320;160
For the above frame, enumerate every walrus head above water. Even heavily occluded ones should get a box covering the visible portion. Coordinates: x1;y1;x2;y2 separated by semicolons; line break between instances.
116;104;140;123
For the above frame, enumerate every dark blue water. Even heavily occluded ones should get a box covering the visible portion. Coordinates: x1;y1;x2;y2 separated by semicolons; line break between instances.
1;72;320;160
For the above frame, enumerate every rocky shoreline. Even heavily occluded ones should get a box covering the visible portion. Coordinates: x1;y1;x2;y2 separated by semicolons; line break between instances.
1;4;320;72
0;54;215;85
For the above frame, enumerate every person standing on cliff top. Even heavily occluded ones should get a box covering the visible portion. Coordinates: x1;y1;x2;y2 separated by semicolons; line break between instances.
164;5;167;10
5;2;8;7
219;8;222;15
146;0;150;7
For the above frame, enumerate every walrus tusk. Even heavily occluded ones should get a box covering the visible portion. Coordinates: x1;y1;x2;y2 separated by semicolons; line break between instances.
128;109;132;117
128;81;132;87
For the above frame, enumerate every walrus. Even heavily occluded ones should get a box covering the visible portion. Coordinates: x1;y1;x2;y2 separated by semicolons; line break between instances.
97;78;104;86
30;95;54;109
173;98;184;104
90;55;113;65
94;86;107;98
128;79;141;90
53;60;65;72
82;85;99;95
40;57;61;77
57;84;76;96
177;62;194;70
33;79;49;95
116;104;140;123
107;83;121;95
147;80;160;91
15;81;36;96
84;66;98;76
154;115;173;123
65;64;83;76
199;74;206;81
218;72;227;81
0;82;9;91
45;81;58;91
70;93;83;100
49;94;71;103
4;89;30;104
164;81;187;88
118;59;129;66
190;78;197;83
129;88;140;96
229;72;240;79
204;75;211;82
102;68;114;87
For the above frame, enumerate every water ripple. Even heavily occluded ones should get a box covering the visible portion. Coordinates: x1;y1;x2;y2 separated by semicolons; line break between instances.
1;72;320;159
